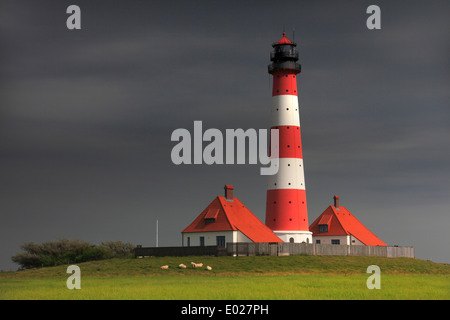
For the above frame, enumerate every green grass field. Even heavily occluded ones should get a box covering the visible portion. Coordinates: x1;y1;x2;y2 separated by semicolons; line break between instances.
1;255;449;300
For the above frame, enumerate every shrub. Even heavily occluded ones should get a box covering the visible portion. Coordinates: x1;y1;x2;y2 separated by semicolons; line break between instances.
77;247;111;262
11;252;41;269
99;241;135;257
11;239;135;269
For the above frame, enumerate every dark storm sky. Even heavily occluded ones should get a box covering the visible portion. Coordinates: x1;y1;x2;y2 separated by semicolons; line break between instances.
1;0;449;270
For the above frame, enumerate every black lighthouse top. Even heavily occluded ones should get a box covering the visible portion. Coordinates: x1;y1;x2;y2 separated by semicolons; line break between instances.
268;32;301;75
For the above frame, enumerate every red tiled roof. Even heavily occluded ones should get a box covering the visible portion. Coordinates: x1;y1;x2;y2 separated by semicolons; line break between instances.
275;32;293;45
309;205;387;246
182;196;283;243
204;208;219;219
318;212;333;226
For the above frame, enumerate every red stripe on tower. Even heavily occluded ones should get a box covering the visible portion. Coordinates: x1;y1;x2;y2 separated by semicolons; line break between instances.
272;74;298;96
265;32;312;243
271;126;303;159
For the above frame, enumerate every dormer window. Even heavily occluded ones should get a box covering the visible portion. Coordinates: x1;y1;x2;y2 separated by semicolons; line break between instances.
319;224;328;233
204;208;219;224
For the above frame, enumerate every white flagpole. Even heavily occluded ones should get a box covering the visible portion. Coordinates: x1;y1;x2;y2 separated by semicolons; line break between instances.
156;219;159;248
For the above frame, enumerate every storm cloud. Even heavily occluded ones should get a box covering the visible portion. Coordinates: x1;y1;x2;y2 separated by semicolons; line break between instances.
0;0;449;270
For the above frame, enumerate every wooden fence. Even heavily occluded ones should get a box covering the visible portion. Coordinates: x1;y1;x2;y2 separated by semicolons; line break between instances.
134;243;414;258
226;242;415;258
134;245;226;257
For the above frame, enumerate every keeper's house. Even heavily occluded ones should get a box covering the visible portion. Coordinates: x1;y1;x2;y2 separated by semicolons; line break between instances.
182;185;283;247
310;196;387;246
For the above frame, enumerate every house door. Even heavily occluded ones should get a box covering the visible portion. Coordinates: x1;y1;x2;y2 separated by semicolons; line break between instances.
216;236;226;248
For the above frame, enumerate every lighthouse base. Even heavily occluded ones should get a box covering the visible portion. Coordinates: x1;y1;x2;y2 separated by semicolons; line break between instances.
273;231;313;244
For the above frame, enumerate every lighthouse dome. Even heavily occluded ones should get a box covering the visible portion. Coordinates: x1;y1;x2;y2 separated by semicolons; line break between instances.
268;32;301;74
274;32;294;45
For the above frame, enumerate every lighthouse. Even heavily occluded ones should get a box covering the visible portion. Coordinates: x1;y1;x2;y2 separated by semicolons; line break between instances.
265;32;312;243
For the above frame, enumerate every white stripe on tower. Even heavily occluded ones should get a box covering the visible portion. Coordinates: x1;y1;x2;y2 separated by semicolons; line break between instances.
271;95;300;127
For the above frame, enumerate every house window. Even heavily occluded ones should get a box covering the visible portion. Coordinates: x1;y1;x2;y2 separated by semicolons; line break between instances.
289;237;294;243
331;239;340;245
216;236;226;248
316;239;321;244
319;225;328;233
200;237;205;247
187;237;190;247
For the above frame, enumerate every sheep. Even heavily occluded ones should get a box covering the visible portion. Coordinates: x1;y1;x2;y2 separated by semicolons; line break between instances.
178;264;186;269
160;265;169;269
206;266;212;271
190;262;203;268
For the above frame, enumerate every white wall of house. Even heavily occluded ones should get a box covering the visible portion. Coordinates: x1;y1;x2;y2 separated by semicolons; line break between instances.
349;235;365;245
313;235;349;245
182;230;252;247
312;234;365;245
235;231;252;243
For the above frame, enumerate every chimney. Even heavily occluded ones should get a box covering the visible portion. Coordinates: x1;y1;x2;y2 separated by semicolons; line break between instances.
224;185;234;201
334;195;339;209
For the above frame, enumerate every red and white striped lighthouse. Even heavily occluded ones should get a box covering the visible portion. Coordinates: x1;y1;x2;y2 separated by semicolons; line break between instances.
265;32;312;243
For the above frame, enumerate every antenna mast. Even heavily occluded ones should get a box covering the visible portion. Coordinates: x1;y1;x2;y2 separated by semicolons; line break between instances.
156;219;159;247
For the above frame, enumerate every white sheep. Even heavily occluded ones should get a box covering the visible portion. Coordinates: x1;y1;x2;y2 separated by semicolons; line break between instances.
178;264;186;269
190;262;203;268
160;265;169;269
206;266;212;271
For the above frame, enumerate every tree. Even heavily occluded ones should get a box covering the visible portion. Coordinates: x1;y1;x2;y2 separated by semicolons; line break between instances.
11;239;135;269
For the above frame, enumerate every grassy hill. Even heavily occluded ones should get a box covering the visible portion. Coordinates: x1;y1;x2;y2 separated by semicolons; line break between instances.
1;255;449;300
1;255;449;278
